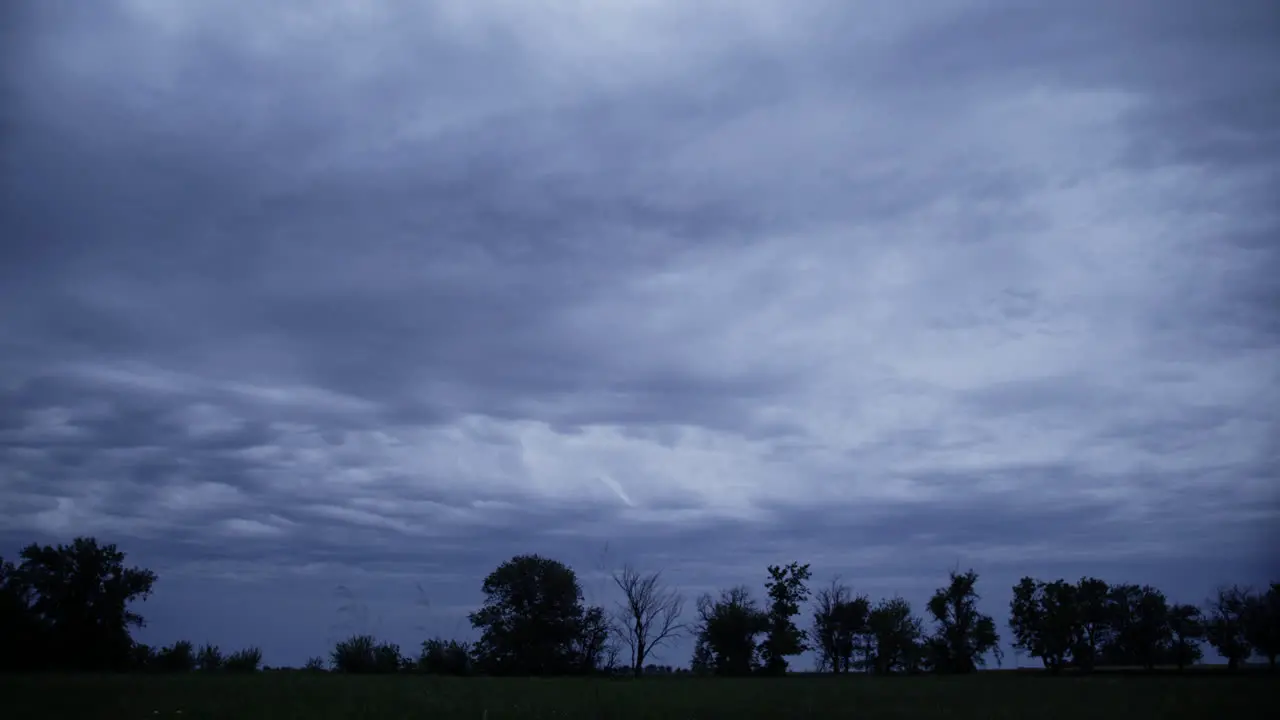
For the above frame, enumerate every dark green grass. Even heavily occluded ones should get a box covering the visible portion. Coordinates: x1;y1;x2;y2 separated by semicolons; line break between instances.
4;671;1275;720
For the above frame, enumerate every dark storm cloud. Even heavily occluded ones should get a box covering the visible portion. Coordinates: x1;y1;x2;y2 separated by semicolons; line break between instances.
2;0;1278;666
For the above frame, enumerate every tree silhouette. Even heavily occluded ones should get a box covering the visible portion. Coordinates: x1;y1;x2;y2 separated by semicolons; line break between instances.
0;538;157;671
0;556;42;671
1008;577;1077;673
468;554;593;676
691;586;769;676
1072;577;1112;672
925;569;1001;673
866;597;924;674
810;579;870;674
759;562;812;675
1204;585;1253;671
196;643;224;672
570;605;617;673
157;641;196;672
330;634;402;674
418;637;473;675
3;534;1270;679
611;564;685;677
225;646;263;673
1167;603;1205;670
1243;583;1279;670
1128;586;1171;670
130;643;157;671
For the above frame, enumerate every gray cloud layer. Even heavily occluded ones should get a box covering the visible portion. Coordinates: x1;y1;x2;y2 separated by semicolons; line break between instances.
2;0;1278;666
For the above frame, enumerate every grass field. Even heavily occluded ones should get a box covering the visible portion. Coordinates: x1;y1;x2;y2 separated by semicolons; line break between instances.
4;671;1275;719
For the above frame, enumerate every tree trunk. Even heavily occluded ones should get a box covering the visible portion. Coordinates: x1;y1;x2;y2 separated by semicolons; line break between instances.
632;631;645;677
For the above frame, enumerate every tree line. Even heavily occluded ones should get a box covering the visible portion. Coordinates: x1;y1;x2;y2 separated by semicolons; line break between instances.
2;537;1277;675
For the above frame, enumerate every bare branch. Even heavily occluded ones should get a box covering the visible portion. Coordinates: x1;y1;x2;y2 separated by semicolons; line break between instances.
611;563;685;676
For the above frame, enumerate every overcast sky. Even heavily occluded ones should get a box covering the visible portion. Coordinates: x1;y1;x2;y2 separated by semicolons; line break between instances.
2;0;1277;669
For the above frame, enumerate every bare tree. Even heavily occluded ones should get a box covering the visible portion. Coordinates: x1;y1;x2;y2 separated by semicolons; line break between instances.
611;564;685;677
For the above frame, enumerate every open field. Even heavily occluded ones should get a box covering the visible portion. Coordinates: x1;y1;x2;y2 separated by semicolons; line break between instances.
4;672;1276;720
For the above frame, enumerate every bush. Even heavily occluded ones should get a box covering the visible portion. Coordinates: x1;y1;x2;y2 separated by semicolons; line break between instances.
304;656;328;672
375;642;405;673
419;637;473;675
196;643;224;672
330;634;404;674
225;646;263;673
130;643;157;671
156;641;196;672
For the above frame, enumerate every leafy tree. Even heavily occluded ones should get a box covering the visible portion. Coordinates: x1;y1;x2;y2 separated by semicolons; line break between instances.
196;643;224;672
157;640;196;672
225;646;263;673
4;537;157;671
866;597;924;674
689;634;714;675
811;579;870;674
1129;586;1171;669
0;556;44;671
570;605;617;674
759;562;812;675
611;565;684;677
925;569;1001;673
1166;603;1205;670
1008;578;1076;672
468;554;592;675
1204;585;1253;671
332;635;376;673
691;586;769;676
1097;584;1171;668
1243;583;1279;670
1072;577;1112;671
303;656;327;672
419;637;473;675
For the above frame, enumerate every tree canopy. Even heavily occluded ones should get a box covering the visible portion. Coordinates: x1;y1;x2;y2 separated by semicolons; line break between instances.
0;537;156;671
467;554;610;675
925;569;1001;673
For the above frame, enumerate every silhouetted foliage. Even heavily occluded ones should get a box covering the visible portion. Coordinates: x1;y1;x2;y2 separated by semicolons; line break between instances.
1009;576;1213;672
1167;603;1205;670
0;538;156;671
926;569;1001;673
469;554;599;675
866;597;924;674
1095;583;1170;669
130;642;158;672
691;586;769;676
811;579;870;674
0;556;41;672
1205;585;1253;670
196;643;224;672
1072;577;1112;671
2;535;1272;679
1243;583;1279;670
419;637;473;675
157;641;197;673
303;656;328;672
225;646;263;673
611;565;684;677
759;562;812;675
571;605;619;673
330;634;403;674
1009;577;1078;672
